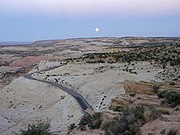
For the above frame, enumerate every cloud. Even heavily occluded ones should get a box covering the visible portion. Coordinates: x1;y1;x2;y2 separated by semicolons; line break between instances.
0;0;180;16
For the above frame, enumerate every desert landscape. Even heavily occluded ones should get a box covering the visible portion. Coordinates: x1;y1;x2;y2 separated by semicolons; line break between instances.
0;37;180;135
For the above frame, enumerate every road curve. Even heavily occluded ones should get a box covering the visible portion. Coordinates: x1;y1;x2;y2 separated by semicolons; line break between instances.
24;65;93;111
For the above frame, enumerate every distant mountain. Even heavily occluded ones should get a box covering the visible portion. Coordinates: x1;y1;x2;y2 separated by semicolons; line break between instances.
0;41;32;46
32;37;180;47
1;37;180;47
32;40;62;46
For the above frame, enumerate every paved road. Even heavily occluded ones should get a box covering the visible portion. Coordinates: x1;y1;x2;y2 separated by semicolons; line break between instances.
24;65;93;111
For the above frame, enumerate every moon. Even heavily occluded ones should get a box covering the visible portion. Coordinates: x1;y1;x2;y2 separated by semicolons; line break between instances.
95;27;100;32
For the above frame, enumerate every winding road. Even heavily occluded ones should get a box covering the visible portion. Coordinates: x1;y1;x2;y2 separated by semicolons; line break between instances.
24;65;93;111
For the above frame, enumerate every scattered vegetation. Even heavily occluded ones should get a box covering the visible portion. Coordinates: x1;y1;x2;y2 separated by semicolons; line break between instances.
145;106;161;122
167;129;177;135
16;121;53;135
67;123;76;134
160;129;166;134
152;84;160;93
79;112;102;130
102;105;160;135
157;90;180;107
82;45;180;67
4;41;179;135
113;106;124;112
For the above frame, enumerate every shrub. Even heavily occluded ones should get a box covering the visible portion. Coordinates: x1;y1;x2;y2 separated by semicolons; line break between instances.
16;121;53;135
167;129;177;135
132;106;145;123
157;108;170;115
169;82;176;85
68;123;76;130
79;113;102;129
160;129;166;134
157;91;180;107
152;84;160;93
129;93;136;97
145;106;161;122
106;106;144;135
79;114;92;126
174;106;180;111
113;106;124;112
157;90;168;98
104;105;162;135
101;121;113;131
89;113;102;129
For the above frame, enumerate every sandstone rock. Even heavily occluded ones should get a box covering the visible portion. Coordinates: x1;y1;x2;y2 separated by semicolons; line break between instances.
123;80;154;95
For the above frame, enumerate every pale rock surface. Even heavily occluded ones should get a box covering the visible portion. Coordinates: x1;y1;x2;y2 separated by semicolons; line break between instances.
0;77;83;135
34;62;162;112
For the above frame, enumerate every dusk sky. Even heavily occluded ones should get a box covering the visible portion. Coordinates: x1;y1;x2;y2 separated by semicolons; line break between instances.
0;0;180;41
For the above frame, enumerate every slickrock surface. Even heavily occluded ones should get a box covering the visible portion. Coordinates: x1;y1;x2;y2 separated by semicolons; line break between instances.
0;77;83;135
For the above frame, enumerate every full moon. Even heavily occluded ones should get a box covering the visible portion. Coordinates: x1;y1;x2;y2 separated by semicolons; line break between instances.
95;27;100;32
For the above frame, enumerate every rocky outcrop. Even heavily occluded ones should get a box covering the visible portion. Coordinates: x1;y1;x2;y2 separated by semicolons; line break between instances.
123;80;154;95
141;110;180;135
108;96;133;111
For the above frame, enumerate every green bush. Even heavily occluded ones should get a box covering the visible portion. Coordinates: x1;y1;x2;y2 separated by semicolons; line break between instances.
106;106;144;135
79;113;102;129
167;129;177;135
101;121;113;131
157;91;180;107
16;121;53;135
145;106;161;122
157;90;168;98
132;106;145;123
104;105;161;135
113;106;124;112
79;114;92;127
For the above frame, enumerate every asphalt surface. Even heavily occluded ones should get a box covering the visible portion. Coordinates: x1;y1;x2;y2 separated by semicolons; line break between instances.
24;65;93;111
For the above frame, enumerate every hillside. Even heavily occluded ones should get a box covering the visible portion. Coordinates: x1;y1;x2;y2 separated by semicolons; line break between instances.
0;37;180;135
